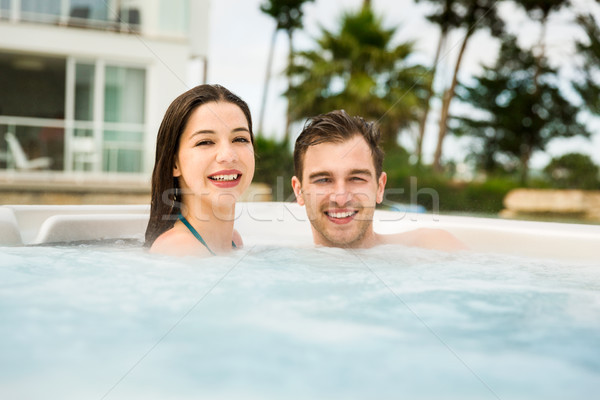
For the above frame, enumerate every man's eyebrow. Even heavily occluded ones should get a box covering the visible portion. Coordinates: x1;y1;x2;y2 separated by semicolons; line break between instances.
307;171;331;180
349;169;373;176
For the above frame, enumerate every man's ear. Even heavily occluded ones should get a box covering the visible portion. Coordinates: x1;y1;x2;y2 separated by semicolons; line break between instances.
173;158;181;177
291;176;305;206
376;171;387;204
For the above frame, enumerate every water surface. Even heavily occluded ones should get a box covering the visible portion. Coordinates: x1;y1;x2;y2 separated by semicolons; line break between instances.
1;244;599;399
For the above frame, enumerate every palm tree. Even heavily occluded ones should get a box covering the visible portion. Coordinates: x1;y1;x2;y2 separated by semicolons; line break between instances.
259;0;314;138
431;0;504;172
286;4;431;149
414;0;459;164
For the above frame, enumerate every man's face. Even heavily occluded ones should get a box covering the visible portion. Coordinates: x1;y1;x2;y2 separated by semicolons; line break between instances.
292;135;387;248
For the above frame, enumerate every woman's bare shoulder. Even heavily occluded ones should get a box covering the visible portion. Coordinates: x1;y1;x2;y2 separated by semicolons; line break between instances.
232;229;244;248
149;226;211;257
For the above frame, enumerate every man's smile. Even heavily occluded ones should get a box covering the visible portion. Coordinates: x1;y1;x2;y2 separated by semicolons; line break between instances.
324;209;359;224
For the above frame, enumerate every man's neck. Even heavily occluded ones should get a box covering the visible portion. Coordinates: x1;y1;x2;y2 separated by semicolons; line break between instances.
313;228;380;249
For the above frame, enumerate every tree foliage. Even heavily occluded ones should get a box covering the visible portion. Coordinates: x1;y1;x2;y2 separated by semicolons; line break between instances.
286;4;431;149
253;136;295;199
451;36;590;183
573;12;600;116
259;0;314;136
428;0;505;171
543;153;600;190
260;0;313;32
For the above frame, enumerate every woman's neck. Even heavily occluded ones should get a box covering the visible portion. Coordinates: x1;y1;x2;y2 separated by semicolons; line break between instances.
181;198;236;253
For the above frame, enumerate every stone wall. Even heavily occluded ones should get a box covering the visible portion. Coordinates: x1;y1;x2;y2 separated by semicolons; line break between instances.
0;173;272;205
501;188;600;222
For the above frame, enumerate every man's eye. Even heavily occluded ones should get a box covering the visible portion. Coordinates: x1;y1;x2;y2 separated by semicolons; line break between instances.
314;178;331;184
350;177;366;182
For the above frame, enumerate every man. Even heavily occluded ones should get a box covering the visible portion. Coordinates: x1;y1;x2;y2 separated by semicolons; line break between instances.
291;110;466;251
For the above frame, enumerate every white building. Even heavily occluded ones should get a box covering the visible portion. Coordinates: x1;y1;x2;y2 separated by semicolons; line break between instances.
0;0;210;176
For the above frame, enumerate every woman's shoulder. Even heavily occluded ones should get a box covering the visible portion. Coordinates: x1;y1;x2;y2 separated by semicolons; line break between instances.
149;226;212;257
232;229;244;248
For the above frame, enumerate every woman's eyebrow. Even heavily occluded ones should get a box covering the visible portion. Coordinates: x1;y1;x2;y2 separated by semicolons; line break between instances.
190;130;215;136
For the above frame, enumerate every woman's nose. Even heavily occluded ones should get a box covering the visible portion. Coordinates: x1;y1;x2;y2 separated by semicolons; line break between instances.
216;143;238;163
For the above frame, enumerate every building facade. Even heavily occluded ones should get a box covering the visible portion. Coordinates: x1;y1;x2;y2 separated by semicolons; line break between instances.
0;0;209;176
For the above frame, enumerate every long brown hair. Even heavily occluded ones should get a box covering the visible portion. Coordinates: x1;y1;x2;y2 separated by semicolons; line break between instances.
144;84;253;247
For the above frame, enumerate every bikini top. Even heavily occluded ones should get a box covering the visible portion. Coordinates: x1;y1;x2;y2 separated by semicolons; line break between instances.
178;214;237;256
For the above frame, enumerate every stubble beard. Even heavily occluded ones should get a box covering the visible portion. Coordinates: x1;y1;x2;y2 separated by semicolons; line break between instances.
311;211;375;248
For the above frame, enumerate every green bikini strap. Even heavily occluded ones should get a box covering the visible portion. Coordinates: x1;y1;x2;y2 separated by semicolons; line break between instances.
178;214;237;254
178;214;216;256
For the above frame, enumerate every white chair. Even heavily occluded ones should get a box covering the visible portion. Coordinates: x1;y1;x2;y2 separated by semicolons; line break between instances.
4;132;52;170
72;136;99;171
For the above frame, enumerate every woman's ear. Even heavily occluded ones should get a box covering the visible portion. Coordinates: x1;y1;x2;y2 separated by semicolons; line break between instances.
173;158;181;177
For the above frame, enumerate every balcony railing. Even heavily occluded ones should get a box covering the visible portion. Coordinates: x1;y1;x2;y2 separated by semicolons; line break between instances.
0;115;145;174
0;0;140;33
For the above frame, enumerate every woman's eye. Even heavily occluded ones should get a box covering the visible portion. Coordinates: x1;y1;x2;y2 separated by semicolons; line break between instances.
195;140;213;146
233;136;250;143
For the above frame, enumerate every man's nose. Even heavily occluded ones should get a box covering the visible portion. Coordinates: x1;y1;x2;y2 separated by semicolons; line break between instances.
216;142;238;163
329;182;352;205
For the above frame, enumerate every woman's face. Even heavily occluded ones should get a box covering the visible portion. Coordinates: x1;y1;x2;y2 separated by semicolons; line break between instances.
174;101;255;212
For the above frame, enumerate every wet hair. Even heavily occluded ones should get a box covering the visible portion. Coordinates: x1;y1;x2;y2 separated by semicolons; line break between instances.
293;109;384;181
144;84;253;247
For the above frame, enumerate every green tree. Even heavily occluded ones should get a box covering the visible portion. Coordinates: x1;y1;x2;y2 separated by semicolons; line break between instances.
515;0;570;94
573;13;600;116
431;0;504;172
451;36;590;183
543;153;600;190
253;136;295;199
286;4;432;149
259;0;314;136
414;0;459;164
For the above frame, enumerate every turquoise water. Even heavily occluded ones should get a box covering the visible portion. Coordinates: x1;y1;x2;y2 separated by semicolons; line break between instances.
0;244;599;399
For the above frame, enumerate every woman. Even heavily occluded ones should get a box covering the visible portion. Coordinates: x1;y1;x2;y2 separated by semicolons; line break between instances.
145;84;255;256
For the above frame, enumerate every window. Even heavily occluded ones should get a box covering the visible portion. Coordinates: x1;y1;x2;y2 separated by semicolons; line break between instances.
0;0;10;19
20;0;61;23
158;0;188;36
75;63;95;121
64;60;147;174
70;0;109;22
0;53;65;170
103;65;145;173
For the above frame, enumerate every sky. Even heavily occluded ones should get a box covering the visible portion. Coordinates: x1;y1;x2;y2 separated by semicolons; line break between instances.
202;0;600;170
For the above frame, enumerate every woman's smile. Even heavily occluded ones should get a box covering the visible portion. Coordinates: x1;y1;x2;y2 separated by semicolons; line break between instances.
208;169;243;188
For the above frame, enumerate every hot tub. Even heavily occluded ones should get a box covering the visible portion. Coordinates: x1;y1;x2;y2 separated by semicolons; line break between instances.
1;202;598;261
0;203;599;399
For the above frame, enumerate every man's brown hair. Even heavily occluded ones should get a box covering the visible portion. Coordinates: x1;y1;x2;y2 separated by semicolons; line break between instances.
293;110;384;181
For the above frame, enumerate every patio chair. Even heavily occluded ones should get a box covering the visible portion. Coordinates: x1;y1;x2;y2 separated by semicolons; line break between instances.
4;132;52;171
72;136;99;171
